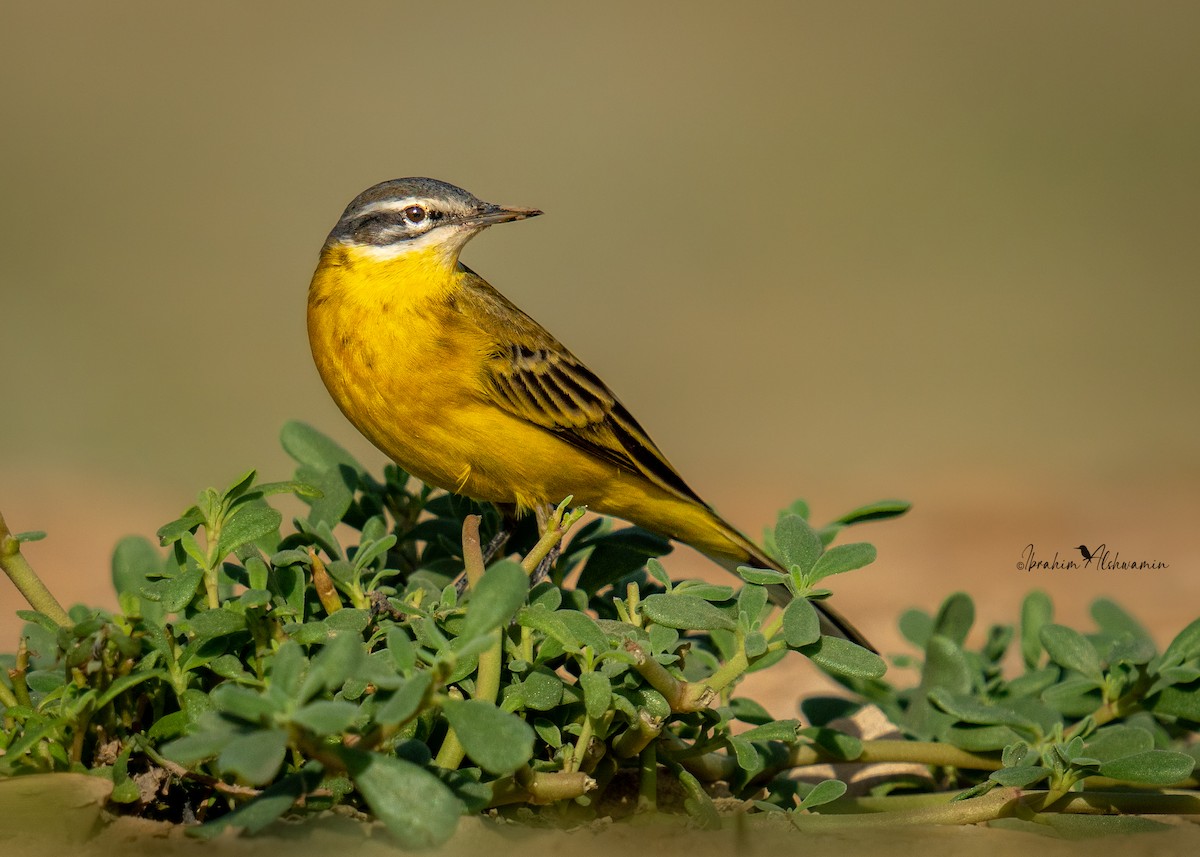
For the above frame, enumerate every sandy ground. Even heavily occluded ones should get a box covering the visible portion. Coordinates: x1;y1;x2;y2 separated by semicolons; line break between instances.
2;773;1199;857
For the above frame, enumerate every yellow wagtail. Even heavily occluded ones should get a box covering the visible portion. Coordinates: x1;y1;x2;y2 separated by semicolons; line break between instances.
307;177;871;649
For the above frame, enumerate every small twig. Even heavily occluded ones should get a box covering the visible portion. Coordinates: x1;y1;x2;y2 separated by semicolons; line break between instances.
0;510;72;629
136;737;262;799
624;640;712;713
669;735;1005;784
790;786;1021;829
831;739;1001;771
9;637;33;708
521;498;585;576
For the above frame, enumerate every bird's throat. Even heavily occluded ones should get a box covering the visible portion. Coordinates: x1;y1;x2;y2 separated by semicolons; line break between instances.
310;242;465;311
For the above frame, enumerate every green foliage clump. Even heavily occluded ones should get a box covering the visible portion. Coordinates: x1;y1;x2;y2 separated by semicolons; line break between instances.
1;422;1197;846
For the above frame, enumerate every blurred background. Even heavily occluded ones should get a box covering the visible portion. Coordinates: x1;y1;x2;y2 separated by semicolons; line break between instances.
2;2;1197;700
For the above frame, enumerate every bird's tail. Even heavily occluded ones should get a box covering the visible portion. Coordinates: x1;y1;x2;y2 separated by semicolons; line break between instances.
708;528;877;654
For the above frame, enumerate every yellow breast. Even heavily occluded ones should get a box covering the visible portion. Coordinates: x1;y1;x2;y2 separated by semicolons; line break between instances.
307;245;487;487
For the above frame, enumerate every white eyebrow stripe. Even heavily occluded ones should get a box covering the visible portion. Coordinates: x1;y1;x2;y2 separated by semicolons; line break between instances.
353;197;428;216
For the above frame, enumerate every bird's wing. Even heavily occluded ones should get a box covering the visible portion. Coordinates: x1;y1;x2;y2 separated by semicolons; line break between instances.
452;270;707;507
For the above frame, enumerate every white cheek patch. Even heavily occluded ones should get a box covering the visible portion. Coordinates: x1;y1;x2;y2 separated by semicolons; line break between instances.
341;225;479;262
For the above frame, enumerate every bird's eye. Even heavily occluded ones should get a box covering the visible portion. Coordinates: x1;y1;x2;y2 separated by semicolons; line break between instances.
403;205;427;225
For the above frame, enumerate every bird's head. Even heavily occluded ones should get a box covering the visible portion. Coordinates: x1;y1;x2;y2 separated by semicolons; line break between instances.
322;177;542;269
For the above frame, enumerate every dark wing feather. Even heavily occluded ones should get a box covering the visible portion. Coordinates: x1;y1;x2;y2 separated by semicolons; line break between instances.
452;270;706;507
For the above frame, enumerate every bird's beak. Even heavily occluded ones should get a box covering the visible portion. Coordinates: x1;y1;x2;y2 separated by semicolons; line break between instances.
462;203;543;227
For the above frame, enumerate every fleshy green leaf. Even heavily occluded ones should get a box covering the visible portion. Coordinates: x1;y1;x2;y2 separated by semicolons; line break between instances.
111;535;162;596
989;765;1049;787
797;778;847;810
928;689;1036;730
156;508;204;546
280;421;362;527
898;609;933;649
184;608;247;641
142;565;205;612
338;748;462;848
773;515;823;576
216;500;282;560
461;560;529;639
640;594;736;631
557;609;611;652
518;668;564;711
808;542;875;583
739;719;800;744
218;728;288;785
782;598;821;648
290;700;359;735
831;500;911;526
212;685;278;723
1098;750;1195;785
737;567;789;586
376;672;433;725
799;636;887;679
798;726;863;760
1148;679;1200;720
677;768;721;830
441;698;535;775
932;593;974;645
1090;599;1152;645
161;723;233;765
579;671;612;720
1084;725;1154;763
1040;624;1103;681
1162;617;1200;667
1020;591;1053;669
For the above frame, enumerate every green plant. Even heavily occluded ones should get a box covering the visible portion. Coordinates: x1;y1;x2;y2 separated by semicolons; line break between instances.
1;422;1197;846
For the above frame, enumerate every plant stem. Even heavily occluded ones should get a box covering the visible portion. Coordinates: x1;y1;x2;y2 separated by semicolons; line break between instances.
0;511;72;629
433;688;467;770
790;786;1021;829
695;634;750;699
624;640;712;713
670;736;1004;784
463;516;503;707
566;712;596;773
488;766;595;806
612;709;663;759
9;638;33;708
461;515;486;588
851;739;1002;770
522;500;585;576
1025;789;1200;816
136;736;264;799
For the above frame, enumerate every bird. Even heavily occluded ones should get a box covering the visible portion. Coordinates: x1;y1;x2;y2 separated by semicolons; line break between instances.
1075;545;1094;561
307;177;872;650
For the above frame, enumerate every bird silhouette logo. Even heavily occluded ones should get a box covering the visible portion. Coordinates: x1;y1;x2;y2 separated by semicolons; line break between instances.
1076;544;1095;561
